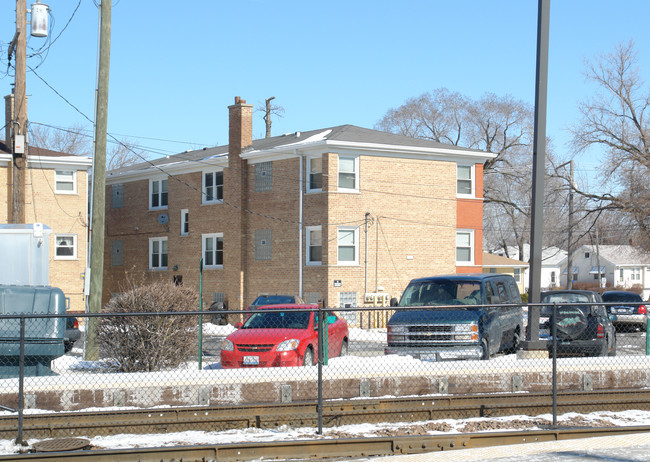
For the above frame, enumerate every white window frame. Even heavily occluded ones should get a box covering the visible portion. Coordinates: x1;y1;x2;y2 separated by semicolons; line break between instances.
456;164;474;198
307;156;323;192
306;226;322;265
632;267;642;281
337;226;359;266
202;233;224;269
456;229;474;265
180;209;189;236
54;170;77;194
149;178;168;210
337;155;359;192
149;237;168;270
54;234;77;260
513;267;521;282
202;170;224;204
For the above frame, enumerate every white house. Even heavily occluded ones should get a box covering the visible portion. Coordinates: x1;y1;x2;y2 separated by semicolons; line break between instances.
568;245;650;299
491;244;567;292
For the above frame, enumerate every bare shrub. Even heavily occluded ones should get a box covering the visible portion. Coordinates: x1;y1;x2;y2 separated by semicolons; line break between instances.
97;281;199;372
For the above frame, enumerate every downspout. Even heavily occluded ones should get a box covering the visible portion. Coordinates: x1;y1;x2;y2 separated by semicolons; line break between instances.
298;151;303;299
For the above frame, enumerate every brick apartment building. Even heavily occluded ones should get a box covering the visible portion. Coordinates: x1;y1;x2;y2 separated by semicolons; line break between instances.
2;95;92;313
103;97;494;324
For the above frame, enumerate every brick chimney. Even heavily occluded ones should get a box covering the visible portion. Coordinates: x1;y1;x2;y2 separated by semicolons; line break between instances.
224;97;254;310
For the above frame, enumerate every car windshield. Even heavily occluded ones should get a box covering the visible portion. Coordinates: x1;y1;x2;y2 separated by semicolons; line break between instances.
399;281;481;306
251;295;295;307
540;293;590;316
242;310;310;329
602;293;642;303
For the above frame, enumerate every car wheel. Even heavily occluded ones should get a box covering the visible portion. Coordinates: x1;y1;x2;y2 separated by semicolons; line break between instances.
339;339;348;357
302;348;314;366
480;338;490;360
64;341;73;353
506;330;520;355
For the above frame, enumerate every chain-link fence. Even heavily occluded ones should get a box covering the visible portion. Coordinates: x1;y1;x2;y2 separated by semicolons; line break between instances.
1;300;649;441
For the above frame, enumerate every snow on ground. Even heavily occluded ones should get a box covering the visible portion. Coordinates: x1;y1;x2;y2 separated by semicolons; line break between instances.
3;409;650;455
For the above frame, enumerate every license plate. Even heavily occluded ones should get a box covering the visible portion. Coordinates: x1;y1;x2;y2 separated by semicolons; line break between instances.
420;354;437;362
243;356;259;365
539;328;550;338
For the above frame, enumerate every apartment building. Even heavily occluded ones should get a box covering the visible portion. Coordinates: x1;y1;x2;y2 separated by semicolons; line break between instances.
103;97;494;323
2;95;92;313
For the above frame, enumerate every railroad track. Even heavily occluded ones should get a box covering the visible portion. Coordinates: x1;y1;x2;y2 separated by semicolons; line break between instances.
2;389;650;441
2;390;650;460
4;427;650;461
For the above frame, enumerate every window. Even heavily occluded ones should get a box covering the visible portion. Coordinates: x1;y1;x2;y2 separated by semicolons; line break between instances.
180;209;189;236
203;233;223;268
337;227;359;265
55;170;76;194
111;184;124;208
632;267;642;281
513;268;521;282
306;226;322;265
457;165;473;196
54;234;77;259
150;178;168;209
620;268;624;281
456;230;474;264
338;156;358;191
149;237;168;270
255;162;272;192
111;240;124;266
584;252;590;258
550;272;556;284
255;229;272;260
307;156;322;191
203;171;223;203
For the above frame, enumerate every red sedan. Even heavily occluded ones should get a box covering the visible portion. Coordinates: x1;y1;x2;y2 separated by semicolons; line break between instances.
220;304;349;368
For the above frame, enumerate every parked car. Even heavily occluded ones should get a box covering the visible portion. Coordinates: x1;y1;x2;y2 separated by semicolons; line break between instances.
247;294;305;311
538;290;616;357
385;274;524;361
602;290;647;332
64;317;81;353
220;304;349;368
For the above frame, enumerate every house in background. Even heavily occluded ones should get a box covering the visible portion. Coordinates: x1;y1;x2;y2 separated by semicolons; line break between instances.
491;244;567;292
482;252;529;294
568;244;650;299
1;95;92;313
103;97;494;325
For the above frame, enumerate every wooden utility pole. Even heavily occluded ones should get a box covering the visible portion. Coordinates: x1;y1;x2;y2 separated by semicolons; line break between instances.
85;0;111;361
10;0;28;224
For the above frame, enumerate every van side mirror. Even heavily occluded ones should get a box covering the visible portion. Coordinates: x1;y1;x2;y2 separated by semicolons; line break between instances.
390;297;399;307
234;322;242;329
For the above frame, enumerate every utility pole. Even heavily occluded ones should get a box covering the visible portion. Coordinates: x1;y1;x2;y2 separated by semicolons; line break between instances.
9;0;28;224
566;160;574;289
85;0;111;361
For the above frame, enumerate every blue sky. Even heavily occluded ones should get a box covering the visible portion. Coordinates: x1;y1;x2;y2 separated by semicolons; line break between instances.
1;1;648;188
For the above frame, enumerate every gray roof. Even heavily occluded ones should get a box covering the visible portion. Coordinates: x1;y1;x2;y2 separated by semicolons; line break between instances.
108;124;488;177
577;245;650;266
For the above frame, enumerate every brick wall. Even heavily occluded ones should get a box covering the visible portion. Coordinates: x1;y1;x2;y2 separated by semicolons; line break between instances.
0;163;89;313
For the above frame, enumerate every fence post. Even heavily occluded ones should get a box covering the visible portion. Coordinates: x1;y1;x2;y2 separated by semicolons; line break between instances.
551;303;557;428
317;305;324;434
16;315;26;445
198;258;203;370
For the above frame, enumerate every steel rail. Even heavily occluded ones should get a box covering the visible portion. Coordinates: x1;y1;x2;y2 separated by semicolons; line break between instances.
1;389;649;441
3;426;650;461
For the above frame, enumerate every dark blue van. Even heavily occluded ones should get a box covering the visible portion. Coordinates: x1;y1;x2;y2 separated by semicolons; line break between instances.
385;274;523;361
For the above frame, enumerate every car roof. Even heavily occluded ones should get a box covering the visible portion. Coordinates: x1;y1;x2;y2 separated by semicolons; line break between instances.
257;303;319;311
408;273;513;283
602;290;641;296
541;290;598;295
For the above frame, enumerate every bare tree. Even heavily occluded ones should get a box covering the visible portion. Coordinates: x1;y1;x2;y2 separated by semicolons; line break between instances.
376;89;543;259
29;123;147;169
30;122;91;156
570;41;650;249
107;138;147;170
256;96;285;138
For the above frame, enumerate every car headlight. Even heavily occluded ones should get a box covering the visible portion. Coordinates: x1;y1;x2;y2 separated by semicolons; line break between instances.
454;323;478;341
221;339;234;351
277;339;300;351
